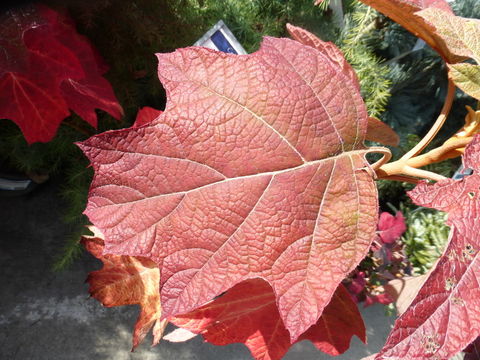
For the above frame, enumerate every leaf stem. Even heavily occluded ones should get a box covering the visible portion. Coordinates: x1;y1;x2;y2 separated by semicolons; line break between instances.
401;79;455;161
368;146;392;171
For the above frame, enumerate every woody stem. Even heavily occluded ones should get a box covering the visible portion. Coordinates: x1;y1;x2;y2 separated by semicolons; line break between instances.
401;79;455;161
376;137;472;181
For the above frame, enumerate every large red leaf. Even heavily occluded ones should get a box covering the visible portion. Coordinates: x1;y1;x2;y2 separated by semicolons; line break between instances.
169;279;365;360
82;228;167;349
356;0;464;63
79;33;380;340
0;4;122;144
375;135;480;359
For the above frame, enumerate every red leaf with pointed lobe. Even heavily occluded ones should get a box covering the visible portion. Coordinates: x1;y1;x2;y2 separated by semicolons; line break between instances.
375;135;480;359
357;0;464;63
60;76;123;128
133;106;163;128
82;228;167;350
169;279;365;360
0;4;122;144
378;211;406;244
79;32;381;341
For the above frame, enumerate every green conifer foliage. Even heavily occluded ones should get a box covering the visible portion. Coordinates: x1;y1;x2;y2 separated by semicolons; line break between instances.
339;1;392;117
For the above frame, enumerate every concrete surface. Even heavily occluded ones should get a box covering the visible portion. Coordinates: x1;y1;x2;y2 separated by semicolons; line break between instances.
0;179;396;360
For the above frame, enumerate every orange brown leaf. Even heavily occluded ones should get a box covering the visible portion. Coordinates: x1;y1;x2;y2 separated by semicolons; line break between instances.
82;228;167;350
358;0;463;63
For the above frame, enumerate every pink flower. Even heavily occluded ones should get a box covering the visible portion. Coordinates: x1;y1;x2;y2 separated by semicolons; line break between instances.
378;212;406;244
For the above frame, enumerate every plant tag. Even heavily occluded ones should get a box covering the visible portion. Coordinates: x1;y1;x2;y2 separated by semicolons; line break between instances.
194;20;247;54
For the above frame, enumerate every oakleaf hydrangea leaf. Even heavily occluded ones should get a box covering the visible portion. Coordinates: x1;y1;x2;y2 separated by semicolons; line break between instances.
357;0;462;63
376;135;480;359
79;31;381;341
416;8;480;64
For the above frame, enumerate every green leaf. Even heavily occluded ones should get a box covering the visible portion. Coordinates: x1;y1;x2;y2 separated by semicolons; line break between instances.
416;8;480;64
448;63;480;101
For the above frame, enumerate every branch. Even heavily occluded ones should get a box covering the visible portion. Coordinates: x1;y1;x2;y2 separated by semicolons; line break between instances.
401;79;456;160
401;166;447;182
376;160;446;182
407;137;472;167
376;137;472;182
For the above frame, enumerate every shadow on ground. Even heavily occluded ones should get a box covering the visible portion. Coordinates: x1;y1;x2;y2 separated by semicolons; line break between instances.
0;179;395;360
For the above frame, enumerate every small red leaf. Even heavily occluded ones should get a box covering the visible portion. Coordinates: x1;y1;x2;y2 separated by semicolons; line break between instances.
170;279;365;360
133;106;163;128
366;117;400;147
375;135;480;359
